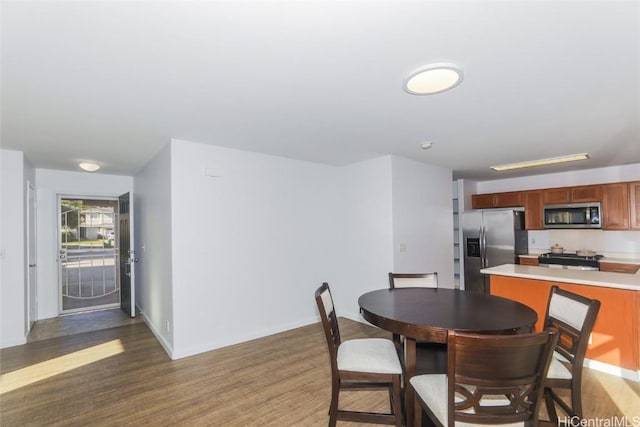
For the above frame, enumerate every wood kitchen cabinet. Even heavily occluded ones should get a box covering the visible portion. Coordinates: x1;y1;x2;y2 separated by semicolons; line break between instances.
630;181;640;230
602;182;629;230
599;262;640;274
471;193;496;209
471;191;523;209
518;256;539;266
542;184;602;204
472;181;637;230
523;190;543;230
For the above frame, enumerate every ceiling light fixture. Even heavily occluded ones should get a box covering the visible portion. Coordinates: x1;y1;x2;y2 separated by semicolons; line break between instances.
421;141;433;150
491;153;590;172
404;63;463;95
79;162;100;172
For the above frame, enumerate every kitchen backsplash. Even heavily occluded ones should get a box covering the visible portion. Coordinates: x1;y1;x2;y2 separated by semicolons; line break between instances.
528;230;640;259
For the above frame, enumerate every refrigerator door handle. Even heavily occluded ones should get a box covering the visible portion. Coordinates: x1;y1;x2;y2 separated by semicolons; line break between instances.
480;226;487;268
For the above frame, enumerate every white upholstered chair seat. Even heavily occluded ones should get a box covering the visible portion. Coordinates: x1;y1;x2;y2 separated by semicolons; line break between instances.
337;338;402;374
547;353;573;380
410;374;525;427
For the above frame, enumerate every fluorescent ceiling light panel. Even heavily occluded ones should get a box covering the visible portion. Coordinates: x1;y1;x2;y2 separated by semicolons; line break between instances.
404;63;463;95
79;162;100;172
491;153;589;171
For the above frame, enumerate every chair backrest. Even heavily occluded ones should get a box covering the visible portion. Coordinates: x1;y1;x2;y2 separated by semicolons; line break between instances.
315;282;341;371
446;328;558;426
388;272;438;289
543;286;601;371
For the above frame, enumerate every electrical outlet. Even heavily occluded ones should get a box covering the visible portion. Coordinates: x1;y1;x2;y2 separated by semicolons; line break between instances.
166;320;170;333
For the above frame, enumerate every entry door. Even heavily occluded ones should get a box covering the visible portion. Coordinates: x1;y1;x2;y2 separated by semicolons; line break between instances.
59;197;119;313
27;182;37;331
119;192;135;317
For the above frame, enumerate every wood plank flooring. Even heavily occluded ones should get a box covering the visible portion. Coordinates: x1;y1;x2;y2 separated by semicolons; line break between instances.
1;317;639;426
27;309;143;343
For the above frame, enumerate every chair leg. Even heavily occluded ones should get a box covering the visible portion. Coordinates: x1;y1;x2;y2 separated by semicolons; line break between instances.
544;388;558;424
329;379;339;427
391;375;402;427
571;381;583;419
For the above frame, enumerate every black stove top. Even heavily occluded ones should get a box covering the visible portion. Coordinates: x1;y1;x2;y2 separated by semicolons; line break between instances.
538;252;603;267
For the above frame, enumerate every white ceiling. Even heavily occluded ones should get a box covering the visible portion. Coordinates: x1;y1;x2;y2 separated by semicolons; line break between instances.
2;1;639;180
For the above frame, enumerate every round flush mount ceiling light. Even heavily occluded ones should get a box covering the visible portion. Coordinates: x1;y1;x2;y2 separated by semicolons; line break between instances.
79;162;100;172
404;63;463;95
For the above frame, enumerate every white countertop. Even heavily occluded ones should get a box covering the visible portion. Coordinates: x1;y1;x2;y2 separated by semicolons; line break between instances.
481;264;640;291
518;254;640;265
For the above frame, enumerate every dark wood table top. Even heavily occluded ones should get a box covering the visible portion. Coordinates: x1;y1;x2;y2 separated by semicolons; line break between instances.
358;288;538;343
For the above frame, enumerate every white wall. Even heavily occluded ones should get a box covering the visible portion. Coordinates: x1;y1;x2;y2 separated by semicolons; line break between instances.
337;156;395;320
3;143;455;357
473;163;640;258
168;139;344;358
157;143;455;359
35;169;133;319
1;150;27;347
133;144;174;354
391;157;454;287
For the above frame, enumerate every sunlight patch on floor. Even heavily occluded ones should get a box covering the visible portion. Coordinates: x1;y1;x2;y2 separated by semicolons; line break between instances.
594;372;640;417
0;339;124;394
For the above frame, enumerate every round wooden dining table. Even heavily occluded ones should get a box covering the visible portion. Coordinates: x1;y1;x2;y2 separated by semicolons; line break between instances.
358;287;538;427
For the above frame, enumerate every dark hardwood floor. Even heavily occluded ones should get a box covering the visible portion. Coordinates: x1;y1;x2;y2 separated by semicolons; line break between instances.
1;316;638;426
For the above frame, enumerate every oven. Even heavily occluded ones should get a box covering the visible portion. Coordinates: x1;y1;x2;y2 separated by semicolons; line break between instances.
537;252;602;271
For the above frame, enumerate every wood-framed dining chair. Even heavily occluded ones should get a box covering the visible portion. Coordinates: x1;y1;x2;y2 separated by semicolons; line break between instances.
314;282;403;427
410;328;559;427
388;272;438;348
542;286;601;423
388;272;446;375
388;272;438;289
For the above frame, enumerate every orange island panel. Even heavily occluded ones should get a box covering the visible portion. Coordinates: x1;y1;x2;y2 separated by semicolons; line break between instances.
490;275;639;372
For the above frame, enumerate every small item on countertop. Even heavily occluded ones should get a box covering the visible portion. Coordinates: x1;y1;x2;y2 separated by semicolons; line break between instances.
576;249;597;257
550;244;564;254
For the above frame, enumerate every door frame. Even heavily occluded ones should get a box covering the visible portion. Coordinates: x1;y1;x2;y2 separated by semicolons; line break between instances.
26;181;37;332
118;192;136;317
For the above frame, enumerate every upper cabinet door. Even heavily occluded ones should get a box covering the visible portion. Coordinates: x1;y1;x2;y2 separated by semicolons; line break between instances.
494;191;524;208
570;185;602;202
543;185;601;204
471;194;496;209
629;181;640;230
472;191;524;209
602;183;629;230
524;190;543;230
543;187;571;204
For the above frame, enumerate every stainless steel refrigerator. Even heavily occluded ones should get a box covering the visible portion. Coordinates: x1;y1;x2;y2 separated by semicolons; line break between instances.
462;209;528;293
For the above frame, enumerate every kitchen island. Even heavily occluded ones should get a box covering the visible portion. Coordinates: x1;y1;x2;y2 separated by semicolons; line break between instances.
481;264;640;381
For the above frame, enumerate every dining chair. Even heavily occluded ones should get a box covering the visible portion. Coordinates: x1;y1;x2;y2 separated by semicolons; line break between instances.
410;328;559;427
314;282;403;427
388;272;446;375
388;272;438;348
388;272;438;289
542;286;601;423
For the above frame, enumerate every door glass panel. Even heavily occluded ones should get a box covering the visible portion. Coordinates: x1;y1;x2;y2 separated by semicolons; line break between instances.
59;197;119;313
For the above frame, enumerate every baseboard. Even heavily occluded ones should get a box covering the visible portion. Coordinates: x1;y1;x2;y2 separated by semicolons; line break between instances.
0;336;27;349
584;358;640;382
139;311;174;358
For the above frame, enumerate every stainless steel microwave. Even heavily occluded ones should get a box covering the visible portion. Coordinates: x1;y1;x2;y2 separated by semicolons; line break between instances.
543;202;601;229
